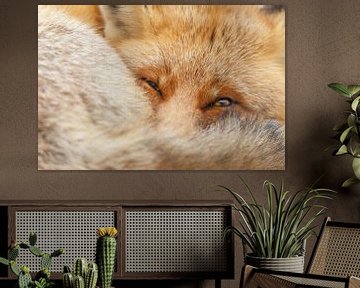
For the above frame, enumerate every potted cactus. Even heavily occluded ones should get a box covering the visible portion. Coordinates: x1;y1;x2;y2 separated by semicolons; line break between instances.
62;258;98;288
0;232;64;288
96;227;118;288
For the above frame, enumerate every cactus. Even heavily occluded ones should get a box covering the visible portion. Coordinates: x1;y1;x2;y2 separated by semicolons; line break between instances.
51;248;64;258
18;267;32;288
19;243;30;249
41;253;52;270
74;258;88;279
96;227;118;288
74;275;85;288
63;272;74;288
29;232;37;246
21;265;30;274
85;263;98;288
0;232;63;288
9;246;19;260
63;260;98;288
29;246;44;257
10;260;20;276
64;265;72;273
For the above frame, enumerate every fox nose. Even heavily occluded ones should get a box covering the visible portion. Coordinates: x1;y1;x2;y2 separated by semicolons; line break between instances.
156;96;198;135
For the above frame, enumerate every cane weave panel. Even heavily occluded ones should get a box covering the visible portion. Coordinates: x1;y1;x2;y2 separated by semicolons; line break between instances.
15;211;115;272
277;275;346;288
125;210;227;273
309;226;360;277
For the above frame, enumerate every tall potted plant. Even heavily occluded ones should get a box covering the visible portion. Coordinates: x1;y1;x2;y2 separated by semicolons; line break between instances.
328;83;360;187
221;179;334;273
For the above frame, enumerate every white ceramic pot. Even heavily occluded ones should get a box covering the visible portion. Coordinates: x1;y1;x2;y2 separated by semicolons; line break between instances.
245;254;305;273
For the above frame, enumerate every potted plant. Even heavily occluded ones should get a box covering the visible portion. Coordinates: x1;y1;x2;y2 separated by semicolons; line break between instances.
61;227;117;288
328;83;360;187
96;227;117;288
221;179;335;273
0;232;64;288
62;258;98;288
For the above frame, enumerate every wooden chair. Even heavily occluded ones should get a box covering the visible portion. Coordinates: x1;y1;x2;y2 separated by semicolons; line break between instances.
241;217;360;288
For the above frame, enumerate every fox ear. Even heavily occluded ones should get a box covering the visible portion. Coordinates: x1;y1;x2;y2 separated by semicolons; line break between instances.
260;5;285;37
262;5;285;28
100;5;147;41
261;5;284;13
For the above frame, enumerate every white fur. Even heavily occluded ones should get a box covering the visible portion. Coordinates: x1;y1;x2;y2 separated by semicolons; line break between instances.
38;6;152;169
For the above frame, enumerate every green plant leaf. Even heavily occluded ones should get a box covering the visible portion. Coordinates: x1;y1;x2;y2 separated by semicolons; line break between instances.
333;122;348;132
348;85;360;96
239;176;259;206
352;157;360;179
223;179;335;258
0;257;9;266
336;145;348;155
347;114;356;127
349;135;360;157
340;127;352;143
351;126;359;135
342;177;360;187
351;96;360;111
10;261;20;276
328;83;351;97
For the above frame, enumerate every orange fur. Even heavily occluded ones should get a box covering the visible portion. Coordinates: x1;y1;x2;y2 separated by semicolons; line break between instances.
48;5;103;31
101;5;285;128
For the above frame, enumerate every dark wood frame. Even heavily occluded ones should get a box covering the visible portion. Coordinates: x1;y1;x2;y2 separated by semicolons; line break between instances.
0;201;234;284
0;206;8;279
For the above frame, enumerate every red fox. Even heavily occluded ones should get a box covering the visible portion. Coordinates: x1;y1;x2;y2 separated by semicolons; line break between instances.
38;5;285;170
100;5;285;130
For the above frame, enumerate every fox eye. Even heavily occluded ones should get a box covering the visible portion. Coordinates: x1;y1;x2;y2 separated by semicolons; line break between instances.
141;78;162;96
214;97;234;107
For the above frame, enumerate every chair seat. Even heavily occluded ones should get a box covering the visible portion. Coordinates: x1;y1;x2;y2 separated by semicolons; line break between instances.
242;266;360;288
277;274;346;288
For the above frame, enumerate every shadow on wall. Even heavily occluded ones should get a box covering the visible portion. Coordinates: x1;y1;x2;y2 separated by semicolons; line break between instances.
299;110;360;216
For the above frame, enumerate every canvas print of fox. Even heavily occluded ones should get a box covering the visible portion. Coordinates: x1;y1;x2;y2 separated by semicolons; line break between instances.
38;5;285;170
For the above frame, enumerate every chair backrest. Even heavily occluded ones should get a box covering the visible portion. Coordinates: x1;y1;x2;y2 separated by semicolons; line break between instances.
307;217;360;277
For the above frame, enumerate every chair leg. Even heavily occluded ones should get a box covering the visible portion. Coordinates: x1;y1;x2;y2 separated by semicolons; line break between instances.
240;265;255;288
215;278;221;288
240;265;296;288
349;276;360;288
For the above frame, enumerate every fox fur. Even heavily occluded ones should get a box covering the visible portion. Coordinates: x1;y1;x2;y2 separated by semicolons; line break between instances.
100;5;285;129
45;5;103;31
38;6;152;169
38;5;285;170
